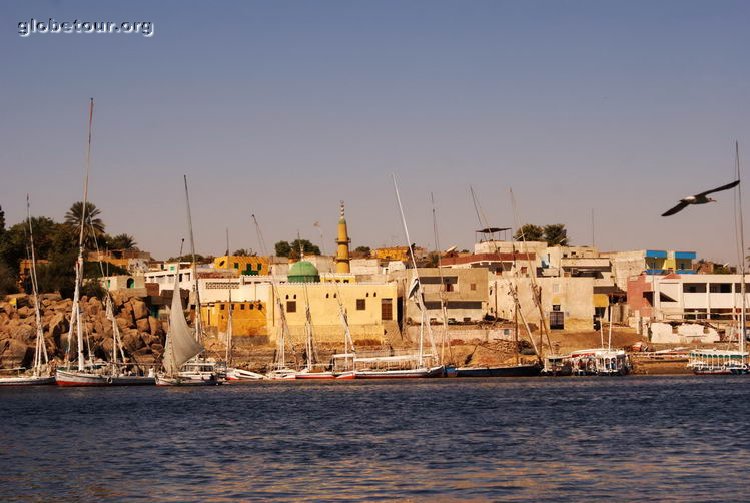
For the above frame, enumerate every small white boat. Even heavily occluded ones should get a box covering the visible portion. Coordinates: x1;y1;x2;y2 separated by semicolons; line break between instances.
226;367;266;381
0;368;55;386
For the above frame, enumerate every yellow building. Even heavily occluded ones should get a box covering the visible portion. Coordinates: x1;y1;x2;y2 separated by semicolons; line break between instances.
372;246;411;262
201;300;268;337
213;255;269;276
273;282;399;344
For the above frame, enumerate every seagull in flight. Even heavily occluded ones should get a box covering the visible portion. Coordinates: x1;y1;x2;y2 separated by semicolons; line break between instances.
661;179;740;216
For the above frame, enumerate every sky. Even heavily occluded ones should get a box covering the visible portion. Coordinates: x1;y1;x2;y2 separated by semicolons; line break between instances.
2;0;750;264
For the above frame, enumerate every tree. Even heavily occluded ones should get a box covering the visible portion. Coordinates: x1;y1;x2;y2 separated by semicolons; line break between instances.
352;245;371;259
543;224;569;246
106;233;137;250
275;239;320;258
232;248;255;257
514;224;544;242
0;204;5;234
274;241;292;258
64;201;105;249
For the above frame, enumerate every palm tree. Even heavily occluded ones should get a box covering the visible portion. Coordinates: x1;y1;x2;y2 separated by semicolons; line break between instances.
64;201;105;249
107;233;137;250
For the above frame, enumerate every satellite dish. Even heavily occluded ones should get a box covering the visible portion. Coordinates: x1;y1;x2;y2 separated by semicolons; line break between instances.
445;245;457;253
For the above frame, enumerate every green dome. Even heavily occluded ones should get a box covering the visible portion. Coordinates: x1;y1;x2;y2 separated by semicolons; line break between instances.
288;260;320;283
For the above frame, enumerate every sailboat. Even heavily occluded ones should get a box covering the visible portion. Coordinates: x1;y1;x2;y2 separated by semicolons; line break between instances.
0;196;55;386
688;142;749;375
155;177;223;386
56;99;155;386
352;175;444;379
453;187;542;378
222;230;265;382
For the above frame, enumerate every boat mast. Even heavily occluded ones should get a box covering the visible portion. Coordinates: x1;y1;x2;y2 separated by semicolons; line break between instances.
225;228;233;366
431;192;451;365
253;213;290;371
393;174;438;366
26;195;48;375
65;98;94;372
736;141;746;354
183;175;203;344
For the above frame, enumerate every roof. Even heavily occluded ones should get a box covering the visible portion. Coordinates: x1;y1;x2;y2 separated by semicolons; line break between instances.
288;260;320;282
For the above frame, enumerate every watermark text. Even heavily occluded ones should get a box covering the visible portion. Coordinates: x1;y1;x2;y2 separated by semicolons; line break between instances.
19;18;154;38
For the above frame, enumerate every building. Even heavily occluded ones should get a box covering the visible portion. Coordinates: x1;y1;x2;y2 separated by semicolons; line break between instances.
213;255;268;276
604;249;696;290
390;268;490;324
628;273;750;324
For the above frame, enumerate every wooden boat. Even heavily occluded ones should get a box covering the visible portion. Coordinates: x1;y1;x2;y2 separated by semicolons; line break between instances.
0;197;54;386
155;177;222;386
456;363;541;378
687;143;748;376
56;365;155;386
688;349;749;375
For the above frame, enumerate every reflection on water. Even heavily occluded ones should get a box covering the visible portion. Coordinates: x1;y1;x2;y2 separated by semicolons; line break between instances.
1;377;748;501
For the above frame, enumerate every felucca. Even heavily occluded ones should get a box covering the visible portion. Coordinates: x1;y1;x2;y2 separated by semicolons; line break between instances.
56;99;155;386
155;177;223;386
0;196;55;386
688;142;749;375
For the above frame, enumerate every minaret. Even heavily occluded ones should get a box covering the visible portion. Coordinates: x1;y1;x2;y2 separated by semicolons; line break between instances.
335;201;351;274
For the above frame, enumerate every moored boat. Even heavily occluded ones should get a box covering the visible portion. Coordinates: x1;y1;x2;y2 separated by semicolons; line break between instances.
456;363;541;378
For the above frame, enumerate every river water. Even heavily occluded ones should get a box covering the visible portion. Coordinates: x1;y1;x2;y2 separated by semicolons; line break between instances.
1;376;748;502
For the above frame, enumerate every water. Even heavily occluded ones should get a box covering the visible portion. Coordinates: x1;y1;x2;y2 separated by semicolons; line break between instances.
1;376;748;502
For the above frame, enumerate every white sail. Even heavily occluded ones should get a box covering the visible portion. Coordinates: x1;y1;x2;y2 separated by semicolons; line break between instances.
163;272;203;375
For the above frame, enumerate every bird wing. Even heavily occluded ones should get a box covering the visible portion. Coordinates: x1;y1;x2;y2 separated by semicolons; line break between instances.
697;179;740;197
662;201;689;217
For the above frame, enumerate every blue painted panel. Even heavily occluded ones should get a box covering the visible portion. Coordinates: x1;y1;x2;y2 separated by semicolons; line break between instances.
646;250;668;258
674;251;696;260
677;269;696;275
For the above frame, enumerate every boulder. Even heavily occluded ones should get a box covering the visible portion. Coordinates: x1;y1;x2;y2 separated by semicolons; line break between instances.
131;299;149;320
120;302;135;327
85;298;103;317
136;318;151;334
10;324;35;343
0;339;30;368
17;306;32;318
47;312;69;342
148;317;162;336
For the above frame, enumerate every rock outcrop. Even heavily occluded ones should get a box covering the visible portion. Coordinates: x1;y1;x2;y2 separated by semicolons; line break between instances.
0;293;166;369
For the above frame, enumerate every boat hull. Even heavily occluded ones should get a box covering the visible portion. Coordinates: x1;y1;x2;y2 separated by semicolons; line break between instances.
225;368;266;381
456;364;541;378
354;366;445;379
0;376;55;386
155;374;222;386
56;369;154;386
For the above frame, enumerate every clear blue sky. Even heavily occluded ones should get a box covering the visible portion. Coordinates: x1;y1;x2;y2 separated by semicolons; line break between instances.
2;1;749;263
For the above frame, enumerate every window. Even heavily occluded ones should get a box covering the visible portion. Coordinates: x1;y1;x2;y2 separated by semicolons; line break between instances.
550;310;565;330
382;299;393;320
373;292;377;298
709;283;732;293
240;304;245;310
220;305;225;311
445;283;454;292
286;301;296;313
356;299;366;310
234;263;239;269
684;284;707;294
249;303;254;310
470;283;477;291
